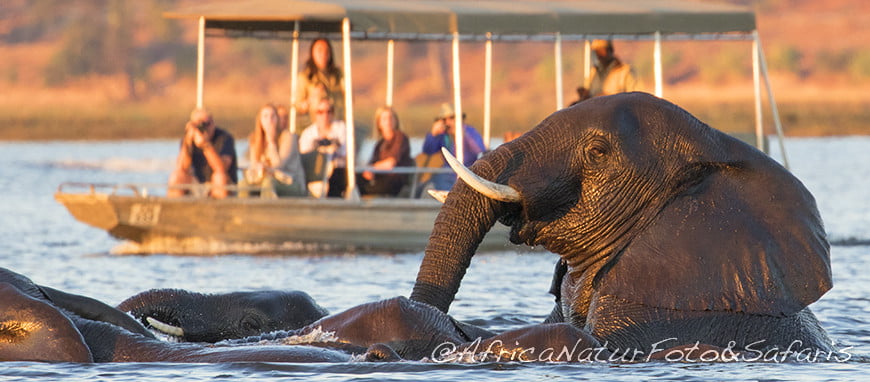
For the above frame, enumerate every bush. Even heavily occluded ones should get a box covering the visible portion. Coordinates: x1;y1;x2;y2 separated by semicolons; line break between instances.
43;22;107;86
848;50;870;79
767;44;803;75
698;46;746;84
815;49;852;74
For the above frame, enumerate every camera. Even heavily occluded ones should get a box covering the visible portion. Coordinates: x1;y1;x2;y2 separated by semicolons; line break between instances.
316;138;334;147
195;120;210;132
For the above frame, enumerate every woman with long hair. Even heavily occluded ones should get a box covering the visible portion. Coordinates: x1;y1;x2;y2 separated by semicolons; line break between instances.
294;38;345;130
242;103;307;197
358;106;414;196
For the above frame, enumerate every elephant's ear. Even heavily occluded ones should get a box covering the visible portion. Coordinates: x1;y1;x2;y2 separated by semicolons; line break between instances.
597;139;832;316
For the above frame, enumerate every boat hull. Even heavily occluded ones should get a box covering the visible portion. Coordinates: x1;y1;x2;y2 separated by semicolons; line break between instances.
55;192;515;254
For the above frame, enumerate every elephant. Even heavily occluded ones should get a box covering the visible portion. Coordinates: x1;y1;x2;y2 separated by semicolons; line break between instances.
0;267;388;363
0;269;156;341
230;296;605;362
117;288;328;343
409;92;834;356
0;282;92;362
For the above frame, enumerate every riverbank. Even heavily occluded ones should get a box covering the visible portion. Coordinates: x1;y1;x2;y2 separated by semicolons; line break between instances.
2;0;867;141
1;86;866;141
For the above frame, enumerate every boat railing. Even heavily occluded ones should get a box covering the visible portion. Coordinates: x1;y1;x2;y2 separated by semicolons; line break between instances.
56;182;260;199
56;164;455;200
355;166;453;199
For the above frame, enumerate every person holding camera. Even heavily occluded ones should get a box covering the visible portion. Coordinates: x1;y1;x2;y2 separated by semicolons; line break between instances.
167;108;238;198
421;103;485;191
299;98;347;197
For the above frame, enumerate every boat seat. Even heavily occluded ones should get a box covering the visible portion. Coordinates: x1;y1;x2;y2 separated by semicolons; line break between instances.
410;152;444;199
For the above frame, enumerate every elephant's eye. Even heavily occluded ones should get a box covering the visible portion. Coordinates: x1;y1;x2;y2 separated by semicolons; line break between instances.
585;141;609;162
240;316;262;332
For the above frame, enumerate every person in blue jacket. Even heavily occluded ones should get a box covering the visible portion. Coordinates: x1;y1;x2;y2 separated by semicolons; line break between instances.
421;103;485;191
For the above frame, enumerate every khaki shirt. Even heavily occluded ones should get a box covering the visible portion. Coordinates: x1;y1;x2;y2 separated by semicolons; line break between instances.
585;60;638;97
295;70;345;118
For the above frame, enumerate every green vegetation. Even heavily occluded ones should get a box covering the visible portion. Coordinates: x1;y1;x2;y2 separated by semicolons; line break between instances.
0;0;867;140
848;50;870;79
33;1;190;98
768;44;804;76
698;46;749;84
0;98;865;141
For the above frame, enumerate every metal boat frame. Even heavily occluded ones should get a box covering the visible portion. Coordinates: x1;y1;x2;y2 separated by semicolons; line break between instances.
56;1;789;254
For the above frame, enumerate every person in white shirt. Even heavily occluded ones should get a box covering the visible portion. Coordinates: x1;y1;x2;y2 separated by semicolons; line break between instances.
299;98;347;197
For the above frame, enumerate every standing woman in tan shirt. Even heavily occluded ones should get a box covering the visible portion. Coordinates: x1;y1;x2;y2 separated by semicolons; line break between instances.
294;38;345;132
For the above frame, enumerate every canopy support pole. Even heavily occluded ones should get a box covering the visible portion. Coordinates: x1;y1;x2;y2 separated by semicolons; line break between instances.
555;32;564;109
342;18;358;199
653;31;663;98
583;40;591;86
752;32;764;151
452;31;464;165
386;39;395;107
483;33;492;150
196;16;205;108
289;21;300;134
755;31;790;169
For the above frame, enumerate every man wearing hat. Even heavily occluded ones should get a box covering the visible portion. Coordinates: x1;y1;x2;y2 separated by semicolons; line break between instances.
167;108;238;199
421;103;486;191
579;39;638;101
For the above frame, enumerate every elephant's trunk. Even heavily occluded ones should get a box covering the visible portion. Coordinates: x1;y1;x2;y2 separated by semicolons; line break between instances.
117;288;193;314
410;154;507;313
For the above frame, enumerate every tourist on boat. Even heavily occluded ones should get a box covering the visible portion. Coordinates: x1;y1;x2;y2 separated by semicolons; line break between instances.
294;38;344;132
240;103;307;198
421;103;486;191
167;108;238;199
575;39;638;102
299;98;347;197
358;106;414;197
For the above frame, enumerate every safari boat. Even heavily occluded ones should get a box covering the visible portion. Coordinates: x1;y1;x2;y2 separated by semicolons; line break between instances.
55;182;498;254
55;0;788;254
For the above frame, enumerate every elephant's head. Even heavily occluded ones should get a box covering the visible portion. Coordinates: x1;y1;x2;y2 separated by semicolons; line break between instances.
411;92;831;319
0;282;94;362
117;289;329;343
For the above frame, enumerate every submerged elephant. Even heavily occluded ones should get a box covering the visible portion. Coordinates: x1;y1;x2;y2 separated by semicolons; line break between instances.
231;296;606;362
410;92;834;354
0;268;382;363
118;288;328;343
0;282;92;362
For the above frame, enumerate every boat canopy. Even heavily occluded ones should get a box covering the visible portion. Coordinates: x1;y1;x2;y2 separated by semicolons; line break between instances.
165;0;788;199
164;0;756;39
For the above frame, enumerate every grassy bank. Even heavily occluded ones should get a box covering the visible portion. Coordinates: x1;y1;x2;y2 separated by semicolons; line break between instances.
0;99;866;141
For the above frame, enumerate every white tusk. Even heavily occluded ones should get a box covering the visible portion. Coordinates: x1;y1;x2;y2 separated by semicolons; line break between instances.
146;316;184;337
441;147;521;203
427;190;449;203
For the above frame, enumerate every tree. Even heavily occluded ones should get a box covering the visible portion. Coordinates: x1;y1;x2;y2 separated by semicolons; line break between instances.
41;0;188;100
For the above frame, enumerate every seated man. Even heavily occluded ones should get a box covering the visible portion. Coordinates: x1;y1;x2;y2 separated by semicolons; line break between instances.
167;108;238;198
421;103;485;191
299;98;347;198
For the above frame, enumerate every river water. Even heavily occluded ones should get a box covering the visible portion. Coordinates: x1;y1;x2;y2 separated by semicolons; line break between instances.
0;137;867;381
